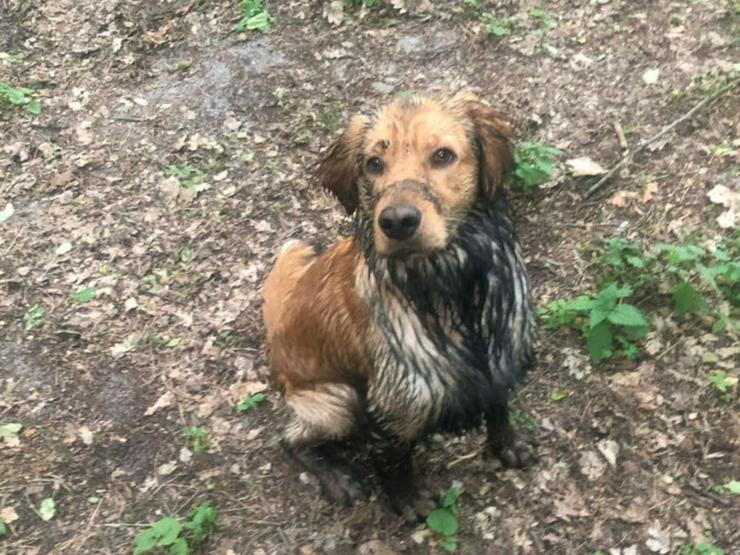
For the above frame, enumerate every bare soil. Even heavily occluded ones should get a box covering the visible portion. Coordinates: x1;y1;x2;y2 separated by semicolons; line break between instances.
1;1;738;554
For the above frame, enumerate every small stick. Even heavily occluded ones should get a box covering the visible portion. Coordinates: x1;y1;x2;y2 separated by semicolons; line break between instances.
584;76;740;199
613;121;628;150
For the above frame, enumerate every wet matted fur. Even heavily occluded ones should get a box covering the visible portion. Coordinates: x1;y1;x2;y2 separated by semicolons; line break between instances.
262;92;536;513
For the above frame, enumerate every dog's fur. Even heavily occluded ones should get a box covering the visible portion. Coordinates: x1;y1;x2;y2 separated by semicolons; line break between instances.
263;93;536;511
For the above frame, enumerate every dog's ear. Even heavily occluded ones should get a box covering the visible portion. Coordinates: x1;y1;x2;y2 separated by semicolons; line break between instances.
316;114;369;215
458;95;514;200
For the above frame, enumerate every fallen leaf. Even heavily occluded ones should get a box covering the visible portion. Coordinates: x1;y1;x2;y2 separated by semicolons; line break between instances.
597;439;619;467
579;450;606;481
609;190;638;207
56;242;72;255
642;68;660;85
0;203;14;223
145;391;175;416
229;381;268;403
642;181;658;203
0;507;19;524
78;426;94;445
566;157;606;176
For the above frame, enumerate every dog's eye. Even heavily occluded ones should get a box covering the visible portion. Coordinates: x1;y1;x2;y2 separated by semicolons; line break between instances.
431;148;456;166
366;157;384;175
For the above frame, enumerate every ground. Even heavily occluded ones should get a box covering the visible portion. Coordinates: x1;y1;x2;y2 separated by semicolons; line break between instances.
0;1;738;554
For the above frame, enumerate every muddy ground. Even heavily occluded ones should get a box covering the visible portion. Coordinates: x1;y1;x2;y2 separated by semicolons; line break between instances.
0;1;738;554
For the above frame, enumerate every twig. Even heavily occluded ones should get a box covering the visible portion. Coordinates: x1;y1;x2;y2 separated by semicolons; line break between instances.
584;76;740;199
613;121;628;150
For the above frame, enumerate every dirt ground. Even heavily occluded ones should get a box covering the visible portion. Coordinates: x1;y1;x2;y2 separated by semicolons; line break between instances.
1;1;738;554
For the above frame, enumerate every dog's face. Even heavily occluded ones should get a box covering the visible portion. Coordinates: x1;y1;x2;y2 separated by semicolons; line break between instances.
317;93;513;257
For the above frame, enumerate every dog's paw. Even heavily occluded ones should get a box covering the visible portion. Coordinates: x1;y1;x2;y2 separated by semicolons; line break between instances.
317;465;367;507
494;439;537;468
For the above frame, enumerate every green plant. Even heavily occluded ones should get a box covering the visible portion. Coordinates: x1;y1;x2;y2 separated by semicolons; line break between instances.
513;142;562;191
183;426;209;455
483;14;513;37
24;304;45;330
540;283;650;364
708;371;737;394
679;543;725;555
164;165;203;193
345;0;378;7
529;8;556;30
426;486;460;552
0;82;41;114
235;0;272;32
237;393;266;412
134;501;218;555
73;286;97;304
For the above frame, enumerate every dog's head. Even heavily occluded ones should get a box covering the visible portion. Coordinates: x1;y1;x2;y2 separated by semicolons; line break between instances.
317;92;513;257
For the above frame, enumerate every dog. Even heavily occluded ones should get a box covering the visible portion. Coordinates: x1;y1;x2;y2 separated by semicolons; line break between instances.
262;92;536;514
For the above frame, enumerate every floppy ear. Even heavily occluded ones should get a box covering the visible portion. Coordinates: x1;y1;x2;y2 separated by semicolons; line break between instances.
316;114;369;214
463;98;514;200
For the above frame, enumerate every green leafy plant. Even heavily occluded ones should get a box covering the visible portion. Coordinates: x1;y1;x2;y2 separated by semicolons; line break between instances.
540;283;650;364
24;304;45;330
0;422;22;443
73;286;97;304
426;486;460;552
0;519;6;536
345;0;378;7
679;543;725;555
483;14;513;37
0;82;42;114
513;142;562;191
707;371;737;394
183;426;209;455
529;8;556;30
134;502;218;555
39;497;55;521
237;393;266;412
164;165;203;193
235;0;272;33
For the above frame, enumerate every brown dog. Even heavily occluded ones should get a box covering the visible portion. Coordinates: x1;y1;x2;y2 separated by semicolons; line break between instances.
263;93;536;512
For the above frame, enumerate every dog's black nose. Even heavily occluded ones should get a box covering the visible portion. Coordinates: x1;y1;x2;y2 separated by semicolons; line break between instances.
378;204;421;241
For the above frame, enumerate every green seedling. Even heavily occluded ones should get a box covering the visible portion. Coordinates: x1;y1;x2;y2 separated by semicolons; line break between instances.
183;426;209;455
0;82;42;114
427;486;460;552
24;304;45;330
235;0;272;32
237;393;266;412
134;501;218;555
164;165;203;193
513;142;562;191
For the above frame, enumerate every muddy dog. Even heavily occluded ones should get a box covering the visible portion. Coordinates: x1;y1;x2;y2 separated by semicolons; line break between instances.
262;92;536;514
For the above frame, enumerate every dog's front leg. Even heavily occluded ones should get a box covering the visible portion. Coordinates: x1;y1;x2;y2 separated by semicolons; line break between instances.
485;396;537;468
368;418;436;521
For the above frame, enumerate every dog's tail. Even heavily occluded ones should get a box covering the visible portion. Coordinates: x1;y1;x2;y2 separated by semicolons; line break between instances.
263;240;319;343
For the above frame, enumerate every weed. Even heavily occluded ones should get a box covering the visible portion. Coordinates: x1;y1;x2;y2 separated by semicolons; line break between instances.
73;286;97;304
235;0;272;33
679;543;725;555
513;142;563;192
426;486;460;552
708;371;737;395
237;393;266;412
344;0;378;8
24;304;45;331
0;82;42;114
483;14;513;37
134;501;218;555
183;426;209;455
529;8;556;30
165;165;203;193
318;103;343;133
540;283;650;364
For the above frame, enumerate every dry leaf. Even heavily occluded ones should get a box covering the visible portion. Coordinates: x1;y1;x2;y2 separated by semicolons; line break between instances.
579;450;606;481
0;506;19;523
642;181;658;203
597;439;619;467
566;157;606;177
145;391;175;416
609;190;638;207
78;426;94;445
229;381;268;403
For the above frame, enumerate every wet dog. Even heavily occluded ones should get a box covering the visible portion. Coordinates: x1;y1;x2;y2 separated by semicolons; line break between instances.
262;92;536;513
